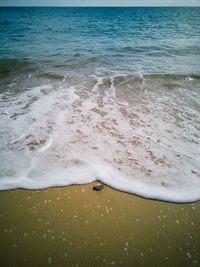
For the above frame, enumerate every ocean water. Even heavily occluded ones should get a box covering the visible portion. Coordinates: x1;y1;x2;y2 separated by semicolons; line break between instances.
0;7;200;202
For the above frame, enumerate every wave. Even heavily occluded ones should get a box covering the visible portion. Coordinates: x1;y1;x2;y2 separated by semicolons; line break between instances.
114;45;200;56
145;73;200;80
167;46;200;56
0;70;199;203
36;72;65;80
0;58;36;79
33;70;200;85
101;73;200;89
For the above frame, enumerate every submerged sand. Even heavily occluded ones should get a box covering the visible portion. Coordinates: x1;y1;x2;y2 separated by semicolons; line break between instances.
0;183;199;267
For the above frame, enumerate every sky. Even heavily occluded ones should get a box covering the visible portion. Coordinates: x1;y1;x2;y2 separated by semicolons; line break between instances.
0;0;199;6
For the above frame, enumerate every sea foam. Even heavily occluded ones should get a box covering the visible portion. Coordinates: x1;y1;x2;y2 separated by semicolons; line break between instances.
0;74;200;203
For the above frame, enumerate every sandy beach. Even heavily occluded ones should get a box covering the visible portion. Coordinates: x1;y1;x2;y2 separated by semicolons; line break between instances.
1;5;200;267
0;183;199;267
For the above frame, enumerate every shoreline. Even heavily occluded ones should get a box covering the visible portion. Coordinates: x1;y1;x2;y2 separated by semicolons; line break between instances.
0;182;199;266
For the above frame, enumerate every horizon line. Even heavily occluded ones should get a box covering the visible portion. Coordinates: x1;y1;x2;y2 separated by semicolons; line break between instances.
0;5;200;7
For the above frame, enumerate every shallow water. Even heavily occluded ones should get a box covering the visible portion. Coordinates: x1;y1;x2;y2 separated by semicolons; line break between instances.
0;7;200;202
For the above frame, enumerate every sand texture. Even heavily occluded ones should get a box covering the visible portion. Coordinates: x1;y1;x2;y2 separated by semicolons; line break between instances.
0;182;200;267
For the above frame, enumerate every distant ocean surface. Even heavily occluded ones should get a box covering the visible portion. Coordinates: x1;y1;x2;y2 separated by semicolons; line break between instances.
0;7;200;202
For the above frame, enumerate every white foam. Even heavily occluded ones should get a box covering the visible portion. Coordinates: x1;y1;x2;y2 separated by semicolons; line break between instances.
0;78;200;203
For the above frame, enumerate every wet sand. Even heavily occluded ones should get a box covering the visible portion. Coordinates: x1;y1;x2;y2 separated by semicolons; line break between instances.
0;182;199;267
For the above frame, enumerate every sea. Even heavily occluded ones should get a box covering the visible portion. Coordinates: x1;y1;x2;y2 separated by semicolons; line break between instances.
0;7;200;202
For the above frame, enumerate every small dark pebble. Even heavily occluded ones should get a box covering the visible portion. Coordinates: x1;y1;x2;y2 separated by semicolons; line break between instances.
93;184;104;191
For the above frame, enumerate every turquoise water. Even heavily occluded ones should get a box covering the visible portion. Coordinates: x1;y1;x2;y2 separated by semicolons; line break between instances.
0;7;200;202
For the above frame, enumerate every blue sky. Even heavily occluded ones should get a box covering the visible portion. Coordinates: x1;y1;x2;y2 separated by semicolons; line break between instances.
0;0;199;6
